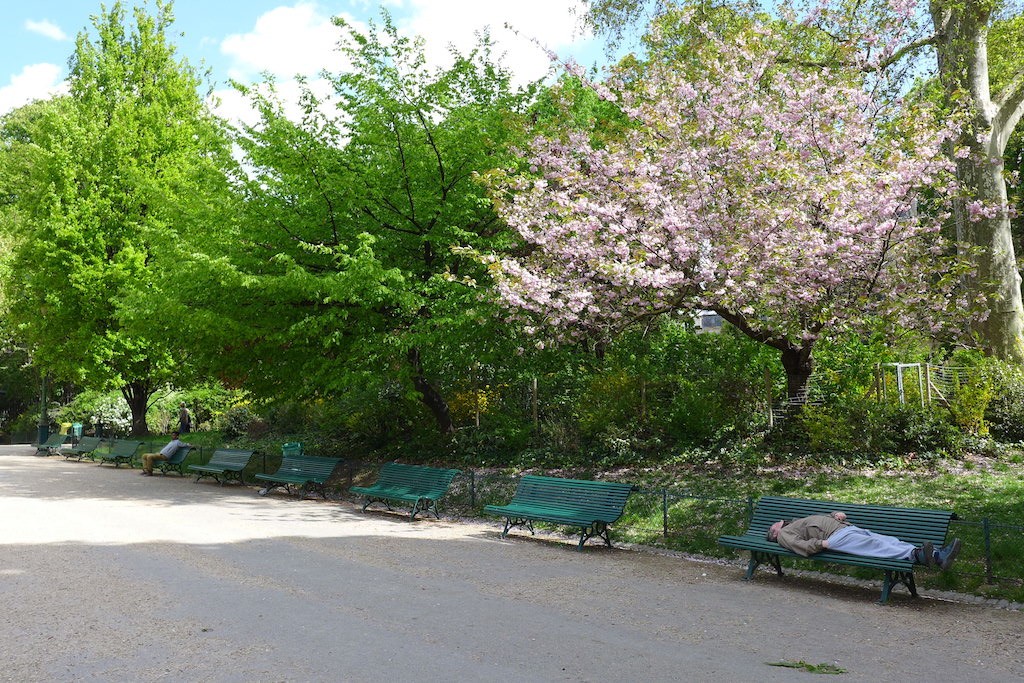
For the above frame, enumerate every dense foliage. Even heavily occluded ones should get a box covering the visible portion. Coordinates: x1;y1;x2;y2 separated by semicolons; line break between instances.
154;15;539;436
1;0;1023;471
0;1;232;435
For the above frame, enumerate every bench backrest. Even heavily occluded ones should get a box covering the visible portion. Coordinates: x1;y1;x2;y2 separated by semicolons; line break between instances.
109;440;144;458
281;442;304;457
513;475;634;523
750;496;955;547
40;434;68;448
375;462;461;497
206;449;255;468
273;454;341;482
165;445;194;465
73;436;103;452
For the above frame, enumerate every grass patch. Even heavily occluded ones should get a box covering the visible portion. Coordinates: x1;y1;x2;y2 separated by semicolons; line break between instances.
767;660;847;674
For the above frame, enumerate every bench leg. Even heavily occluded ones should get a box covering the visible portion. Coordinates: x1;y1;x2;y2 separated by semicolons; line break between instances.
880;573;894;604
500;517;534;538
410;498;440;521
577;522;612;551
879;570;917;604
744;551;783;580
258;483;287;497
361;497;395;513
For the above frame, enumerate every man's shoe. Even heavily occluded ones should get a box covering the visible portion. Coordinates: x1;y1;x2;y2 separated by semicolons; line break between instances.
937;539;962;570
914;541;935;566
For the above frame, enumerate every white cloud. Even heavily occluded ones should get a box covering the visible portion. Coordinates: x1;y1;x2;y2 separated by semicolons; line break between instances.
0;63;67;115
400;0;596;84
214;1;598;126
25;19;68;42
210;77;335;131
220;3;357;80
209;87;261;131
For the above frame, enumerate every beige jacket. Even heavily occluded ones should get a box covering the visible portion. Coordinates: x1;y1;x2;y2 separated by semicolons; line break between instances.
776;514;850;557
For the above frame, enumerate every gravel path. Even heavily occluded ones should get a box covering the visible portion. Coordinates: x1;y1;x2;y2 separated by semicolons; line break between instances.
2;446;1022;682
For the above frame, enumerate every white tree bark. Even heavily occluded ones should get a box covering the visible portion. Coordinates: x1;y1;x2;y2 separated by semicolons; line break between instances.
931;0;1024;360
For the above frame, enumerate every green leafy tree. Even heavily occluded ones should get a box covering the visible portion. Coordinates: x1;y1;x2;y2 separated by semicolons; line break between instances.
173;15;536;434
0;1;233;435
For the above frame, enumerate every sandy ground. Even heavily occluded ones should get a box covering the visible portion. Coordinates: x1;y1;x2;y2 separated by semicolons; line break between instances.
1;445;1022;683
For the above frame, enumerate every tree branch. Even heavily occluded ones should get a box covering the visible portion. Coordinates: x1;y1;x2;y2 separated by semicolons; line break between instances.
870;33;941;72
993;67;1024;154
777;34;939;73
714;308;796;352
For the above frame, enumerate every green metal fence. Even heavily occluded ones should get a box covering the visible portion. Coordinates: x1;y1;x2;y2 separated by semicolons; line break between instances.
439;470;1024;593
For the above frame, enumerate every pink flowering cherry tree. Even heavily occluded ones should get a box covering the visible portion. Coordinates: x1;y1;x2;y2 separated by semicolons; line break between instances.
489;20;967;400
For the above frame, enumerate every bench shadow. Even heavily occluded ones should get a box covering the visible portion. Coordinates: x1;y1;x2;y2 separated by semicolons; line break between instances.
740;563;964;610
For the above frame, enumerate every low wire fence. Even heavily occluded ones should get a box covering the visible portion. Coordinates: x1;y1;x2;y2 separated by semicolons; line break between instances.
436;470;1024;598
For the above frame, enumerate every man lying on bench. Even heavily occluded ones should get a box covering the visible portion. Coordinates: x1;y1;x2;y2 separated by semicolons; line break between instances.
766;511;962;569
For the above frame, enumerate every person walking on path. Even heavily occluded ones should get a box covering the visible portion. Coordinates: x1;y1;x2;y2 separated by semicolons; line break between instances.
140;432;191;476
178;402;192;434
766;511;962;569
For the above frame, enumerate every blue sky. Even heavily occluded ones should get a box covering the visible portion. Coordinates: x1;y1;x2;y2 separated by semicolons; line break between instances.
0;0;603;119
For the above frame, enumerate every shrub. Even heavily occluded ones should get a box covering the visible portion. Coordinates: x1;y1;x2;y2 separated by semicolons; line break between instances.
943;350;995;436
781;399;962;460
986;361;1024;441
216;402;258;438
53;389;132;436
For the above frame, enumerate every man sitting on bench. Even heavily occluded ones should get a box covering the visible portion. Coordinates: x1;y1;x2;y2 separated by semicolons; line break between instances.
766;511;962;570
140;432;191;476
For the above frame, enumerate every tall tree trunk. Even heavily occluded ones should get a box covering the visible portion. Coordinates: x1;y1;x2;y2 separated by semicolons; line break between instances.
121;380;152;437
931;0;1024;361
407;347;455;435
957;143;1024;359
779;344;814;402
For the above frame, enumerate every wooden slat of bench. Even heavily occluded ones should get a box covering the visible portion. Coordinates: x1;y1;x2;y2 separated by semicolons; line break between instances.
350;462;461;520
254;455;342;498
493;476;633;519
740;496;953;547
717;495;955;603
61;436;103;461
189;449;254;485
35;434;69;455
97;440;144;468
717;536;914;571
154;446;194;476
483;475;634;550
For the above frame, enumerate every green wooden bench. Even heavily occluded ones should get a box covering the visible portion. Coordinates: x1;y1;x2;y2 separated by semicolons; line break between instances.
189;449;255;486
154;445;195;476
60;436;103;461
33;433;69;456
350;462;462;521
254;454;342;498
97;439;145;468
717;495;957;603
483;475;635;551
